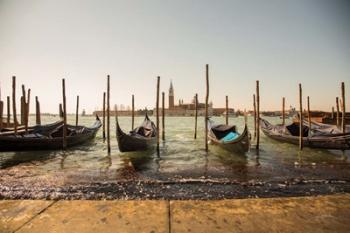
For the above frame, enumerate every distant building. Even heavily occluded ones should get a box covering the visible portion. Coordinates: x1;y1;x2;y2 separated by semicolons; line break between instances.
169;81;175;109
94;81;235;117
158;81;234;116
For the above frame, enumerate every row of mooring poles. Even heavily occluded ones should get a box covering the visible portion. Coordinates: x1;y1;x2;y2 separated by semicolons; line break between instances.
1;81;42;130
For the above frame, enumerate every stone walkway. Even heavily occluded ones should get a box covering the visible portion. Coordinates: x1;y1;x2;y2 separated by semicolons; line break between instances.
1;194;349;233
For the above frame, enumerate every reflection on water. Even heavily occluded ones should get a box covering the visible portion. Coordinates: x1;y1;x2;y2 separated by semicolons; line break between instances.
0;115;349;188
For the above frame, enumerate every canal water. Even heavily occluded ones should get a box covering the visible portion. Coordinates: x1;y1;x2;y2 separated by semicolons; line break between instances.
0;115;349;199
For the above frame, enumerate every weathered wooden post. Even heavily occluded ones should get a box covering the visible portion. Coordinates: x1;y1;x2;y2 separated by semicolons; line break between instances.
336;97;340;128
12;76;17;134
21;85;26;125
25;88;31;133
162;91;165;141
59;104;63;118
0;86;2;129
225;95;228;125
35;96;41;125
256;81;260;150
156;76;160;152
7;96;10;124
299;84;303;150
103;92;106;141
75;95;79;126
331;106;334;119
282;97;285;125
131;94;135;130
341;82;346;133
253;94;256;139
205;64;209;152
114;104;118;125
194;93;198;139
307;96;311;136
0;100;3;130
62;79;67;149
107;75;111;153
20;96;25;125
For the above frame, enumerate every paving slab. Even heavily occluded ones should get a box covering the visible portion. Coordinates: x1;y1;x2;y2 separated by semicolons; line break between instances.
16;200;169;233
170;194;350;233
0;200;54;233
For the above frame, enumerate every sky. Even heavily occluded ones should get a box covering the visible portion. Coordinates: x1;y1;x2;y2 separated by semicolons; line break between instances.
0;0;349;114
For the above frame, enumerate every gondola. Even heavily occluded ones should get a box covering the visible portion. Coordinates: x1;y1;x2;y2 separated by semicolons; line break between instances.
116;113;157;152
0;116;101;151
260;118;350;150
208;118;250;153
302;119;350;134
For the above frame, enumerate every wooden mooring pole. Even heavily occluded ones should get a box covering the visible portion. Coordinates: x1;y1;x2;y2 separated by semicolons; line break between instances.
0;100;3;130
156;76;160;152
21;85;26;125
282;97;285;125
225;95;228;125
205;64;209;152
107;75;111;153
299;83;303;151
59;104;63;118
336;97;340;128
75;95;79;126
331;106;334;119
7;96;10;125
307;96;311;136
103;92;106;141
131;94;135;130
20;96;24;125
194;93;198;139
256;81;260;151
25;88;31;133
253;94;256;139
62;79;67;149
162;91;165;141
35;96;41;125
0;86;2;129
12;76;17;134
341;82;346;133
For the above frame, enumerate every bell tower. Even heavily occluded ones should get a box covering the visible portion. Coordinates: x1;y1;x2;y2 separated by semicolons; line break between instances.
169;81;174;109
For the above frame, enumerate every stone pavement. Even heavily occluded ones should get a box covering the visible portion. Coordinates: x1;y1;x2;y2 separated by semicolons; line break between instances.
1;194;349;233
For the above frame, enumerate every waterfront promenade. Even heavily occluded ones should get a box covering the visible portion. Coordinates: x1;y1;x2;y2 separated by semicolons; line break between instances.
1;194;349;233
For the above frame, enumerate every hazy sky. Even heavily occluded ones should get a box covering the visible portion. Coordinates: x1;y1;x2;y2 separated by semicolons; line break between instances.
0;0;349;113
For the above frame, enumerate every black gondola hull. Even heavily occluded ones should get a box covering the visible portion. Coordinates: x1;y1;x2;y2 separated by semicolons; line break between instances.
116;115;157;152
260;118;350;150
0;120;101;151
208;120;250;153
